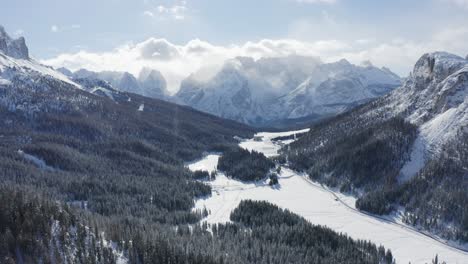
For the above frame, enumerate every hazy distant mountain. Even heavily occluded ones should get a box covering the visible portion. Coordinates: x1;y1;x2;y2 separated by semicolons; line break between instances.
176;56;401;127
59;67;169;100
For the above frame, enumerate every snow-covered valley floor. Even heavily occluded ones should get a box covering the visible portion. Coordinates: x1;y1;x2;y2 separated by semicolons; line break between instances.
187;129;468;264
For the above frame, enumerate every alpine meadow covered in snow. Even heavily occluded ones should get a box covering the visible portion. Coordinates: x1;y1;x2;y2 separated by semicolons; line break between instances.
1;0;468;263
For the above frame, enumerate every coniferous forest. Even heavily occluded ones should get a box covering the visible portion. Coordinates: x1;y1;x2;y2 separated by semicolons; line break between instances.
217;146;275;181
0;185;395;264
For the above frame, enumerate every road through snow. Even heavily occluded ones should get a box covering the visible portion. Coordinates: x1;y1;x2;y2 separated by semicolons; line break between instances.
187;129;468;264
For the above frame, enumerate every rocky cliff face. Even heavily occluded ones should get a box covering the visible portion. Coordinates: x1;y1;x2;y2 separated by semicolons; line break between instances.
0;26;29;59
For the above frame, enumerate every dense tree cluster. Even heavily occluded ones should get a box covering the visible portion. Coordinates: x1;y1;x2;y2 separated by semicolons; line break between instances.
192;170;211;180
217;147;275;181
227;200;395;264
0;185;117;264
285;115;417;189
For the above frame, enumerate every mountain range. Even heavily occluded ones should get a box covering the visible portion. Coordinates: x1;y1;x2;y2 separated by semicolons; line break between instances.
176;56;401;127
57;53;401;128
58;66;169;100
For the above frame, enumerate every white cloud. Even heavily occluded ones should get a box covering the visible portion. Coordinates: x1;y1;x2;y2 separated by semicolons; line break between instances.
42;38;351;91
443;0;468;8
51;25;59;33
144;1;188;20
50;24;81;33
42;27;468;92
355;38;375;45
13;29;24;37
295;0;337;4
143;11;155;17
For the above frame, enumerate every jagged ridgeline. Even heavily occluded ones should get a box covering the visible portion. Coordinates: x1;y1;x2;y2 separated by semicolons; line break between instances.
175;56;401;127
283;52;468;242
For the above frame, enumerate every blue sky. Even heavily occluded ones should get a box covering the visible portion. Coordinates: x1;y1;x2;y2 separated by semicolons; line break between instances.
2;0;468;89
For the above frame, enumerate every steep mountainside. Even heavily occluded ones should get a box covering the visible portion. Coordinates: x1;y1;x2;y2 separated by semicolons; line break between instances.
176;56;401;127
283;52;468;242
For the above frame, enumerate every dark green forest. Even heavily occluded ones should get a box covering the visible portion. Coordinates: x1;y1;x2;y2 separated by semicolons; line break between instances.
217;146;275;181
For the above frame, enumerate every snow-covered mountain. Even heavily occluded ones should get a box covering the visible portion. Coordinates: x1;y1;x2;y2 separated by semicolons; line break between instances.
176;56;401;126
0;35;132;110
60;67;169;100
278;59;401;119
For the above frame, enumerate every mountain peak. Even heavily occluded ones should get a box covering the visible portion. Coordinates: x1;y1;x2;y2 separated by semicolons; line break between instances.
138;67;163;81
337;58;351;66
413;52;467;82
0;25;29;60
57;67;73;77
361;60;373;67
138;67;168;98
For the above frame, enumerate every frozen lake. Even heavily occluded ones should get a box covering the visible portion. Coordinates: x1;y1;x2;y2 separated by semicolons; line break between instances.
187;129;468;264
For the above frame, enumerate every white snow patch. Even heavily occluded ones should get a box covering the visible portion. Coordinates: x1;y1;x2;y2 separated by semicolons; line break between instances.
91;86;115;100
67;200;89;210
18;149;54;171
186;154;220;173
138;104;144;112
399;135;427;182
239;128;309;157
0;77;11;85
420;103;468;154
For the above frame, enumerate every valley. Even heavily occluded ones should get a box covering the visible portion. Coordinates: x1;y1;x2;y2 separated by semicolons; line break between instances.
1;13;467;262
189;130;468;264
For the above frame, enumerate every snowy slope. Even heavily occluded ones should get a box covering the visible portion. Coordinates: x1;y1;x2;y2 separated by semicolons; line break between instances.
0;52;82;89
